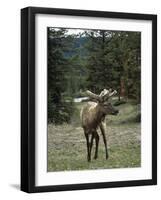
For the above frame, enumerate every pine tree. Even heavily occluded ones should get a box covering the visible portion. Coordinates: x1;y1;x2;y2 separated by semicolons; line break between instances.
85;30;141;102
85;30;114;93
48;28;74;124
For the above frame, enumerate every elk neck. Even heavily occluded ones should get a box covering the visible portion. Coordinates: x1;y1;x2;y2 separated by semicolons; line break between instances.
94;103;106;124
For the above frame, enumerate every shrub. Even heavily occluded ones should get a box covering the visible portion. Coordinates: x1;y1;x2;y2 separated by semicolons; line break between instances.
113;100;126;106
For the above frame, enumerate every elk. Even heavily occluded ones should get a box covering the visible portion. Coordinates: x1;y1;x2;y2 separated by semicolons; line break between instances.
80;89;118;162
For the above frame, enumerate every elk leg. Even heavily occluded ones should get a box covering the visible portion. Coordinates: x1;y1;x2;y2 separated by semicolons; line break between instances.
100;122;108;159
85;133;91;162
89;134;94;158
94;131;99;159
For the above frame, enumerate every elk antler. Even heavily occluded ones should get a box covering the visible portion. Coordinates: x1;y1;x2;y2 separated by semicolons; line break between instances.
86;89;117;102
100;89;117;101
108;90;117;98
99;89;110;98
86;90;101;102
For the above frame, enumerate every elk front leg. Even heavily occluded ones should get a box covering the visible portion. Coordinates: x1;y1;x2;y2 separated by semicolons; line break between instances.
85;133;91;162
100;122;108;159
94;131;99;159
89;134;94;158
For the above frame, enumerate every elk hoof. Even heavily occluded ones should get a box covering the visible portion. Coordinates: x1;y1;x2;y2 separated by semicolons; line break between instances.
106;154;109;160
87;157;91;162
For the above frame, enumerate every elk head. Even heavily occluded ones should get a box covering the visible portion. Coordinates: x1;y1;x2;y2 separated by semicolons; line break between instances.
86;89;119;115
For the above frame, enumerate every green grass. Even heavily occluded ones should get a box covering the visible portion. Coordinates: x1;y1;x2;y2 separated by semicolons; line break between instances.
48;101;141;172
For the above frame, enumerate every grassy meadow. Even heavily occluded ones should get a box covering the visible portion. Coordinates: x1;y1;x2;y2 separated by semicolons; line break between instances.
47;100;141;172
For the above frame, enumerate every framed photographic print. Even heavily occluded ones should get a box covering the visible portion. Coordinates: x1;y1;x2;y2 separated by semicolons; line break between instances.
21;7;157;193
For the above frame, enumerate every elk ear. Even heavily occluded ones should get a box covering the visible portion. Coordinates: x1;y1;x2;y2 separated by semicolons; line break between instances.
86;90;101;102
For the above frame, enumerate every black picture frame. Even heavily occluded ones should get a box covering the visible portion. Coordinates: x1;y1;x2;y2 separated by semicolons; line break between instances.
21;6;157;193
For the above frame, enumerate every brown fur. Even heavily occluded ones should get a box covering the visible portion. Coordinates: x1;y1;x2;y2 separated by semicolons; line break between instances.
81;102;105;132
